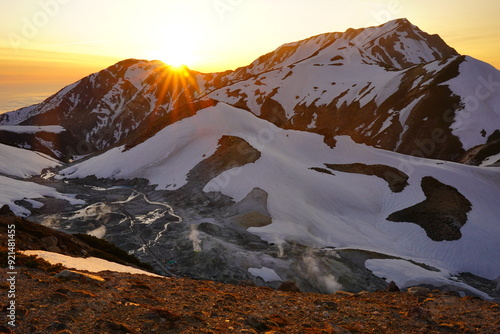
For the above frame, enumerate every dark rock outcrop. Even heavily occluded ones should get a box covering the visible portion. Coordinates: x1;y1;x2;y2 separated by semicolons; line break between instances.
387;176;472;241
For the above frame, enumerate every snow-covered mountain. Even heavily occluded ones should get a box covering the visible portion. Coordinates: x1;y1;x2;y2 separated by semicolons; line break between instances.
0;60;206;159
2;19;500;164
202;18;499;163
1;18;499;298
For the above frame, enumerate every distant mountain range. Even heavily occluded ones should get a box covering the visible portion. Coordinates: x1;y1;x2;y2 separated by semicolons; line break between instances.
1;18;499;299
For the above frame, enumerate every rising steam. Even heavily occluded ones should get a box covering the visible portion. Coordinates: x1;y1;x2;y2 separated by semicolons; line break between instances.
302;250;342;293
189;225;202;252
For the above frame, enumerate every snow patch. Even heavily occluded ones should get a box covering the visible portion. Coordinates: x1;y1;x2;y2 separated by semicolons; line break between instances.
0;125;65;134
397;95;425;127
0;175;84;216
248;267;282;282
447;57;500;150
21;250;161;277
87;225;106;239
480;152;500;167
365;259;492;300
0;143;60;178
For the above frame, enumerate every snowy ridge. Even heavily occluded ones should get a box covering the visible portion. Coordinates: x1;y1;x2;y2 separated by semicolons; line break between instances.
447;56;500;150
0;104;40;126
211;18;457;85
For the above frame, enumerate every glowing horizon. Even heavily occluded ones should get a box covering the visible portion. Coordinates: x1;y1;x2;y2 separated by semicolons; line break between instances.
2;1;500;71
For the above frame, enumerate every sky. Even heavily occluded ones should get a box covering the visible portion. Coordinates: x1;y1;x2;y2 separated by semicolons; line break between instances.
1;0;499;112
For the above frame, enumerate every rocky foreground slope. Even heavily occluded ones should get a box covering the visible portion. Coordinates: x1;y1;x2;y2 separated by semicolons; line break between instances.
1;265;500;333
1;210;500;333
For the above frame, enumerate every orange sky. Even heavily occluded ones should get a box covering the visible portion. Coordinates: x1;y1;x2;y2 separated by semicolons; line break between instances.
1;0;499;112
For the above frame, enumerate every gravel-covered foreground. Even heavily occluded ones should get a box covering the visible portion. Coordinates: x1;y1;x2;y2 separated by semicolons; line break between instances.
1;266;499;334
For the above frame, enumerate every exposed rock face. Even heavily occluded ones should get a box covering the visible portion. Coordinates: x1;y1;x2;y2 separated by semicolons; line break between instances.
459;135;500;166
184;136;262;191
260;98;287;127
0;129;81;161
387;176;472;241
324;163;409;192
227;187;272;229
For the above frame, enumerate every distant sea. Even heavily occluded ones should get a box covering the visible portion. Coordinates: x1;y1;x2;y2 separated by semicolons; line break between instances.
0;82;69;114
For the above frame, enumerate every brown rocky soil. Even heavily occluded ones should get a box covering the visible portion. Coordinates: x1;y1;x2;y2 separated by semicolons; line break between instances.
1;206;499;333
1;264;499;334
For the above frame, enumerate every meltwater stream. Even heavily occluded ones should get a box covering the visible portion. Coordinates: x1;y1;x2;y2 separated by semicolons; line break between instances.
111;188;182;276
37;182;185;276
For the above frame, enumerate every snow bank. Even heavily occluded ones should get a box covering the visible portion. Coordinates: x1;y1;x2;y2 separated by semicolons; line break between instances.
0;143;60;178
0;125;66;134
365;259;492;300
0;175;84;216
248;267;283;282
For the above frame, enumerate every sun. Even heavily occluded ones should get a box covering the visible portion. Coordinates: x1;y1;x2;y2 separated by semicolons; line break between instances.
166;49;196;68
149;37;198;69
149;49;195;69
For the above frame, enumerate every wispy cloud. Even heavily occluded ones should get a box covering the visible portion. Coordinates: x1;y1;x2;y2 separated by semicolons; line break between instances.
39;39;115;48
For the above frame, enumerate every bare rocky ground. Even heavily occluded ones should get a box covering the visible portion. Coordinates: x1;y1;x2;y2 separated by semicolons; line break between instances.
1;206;500;333
1;265;500;334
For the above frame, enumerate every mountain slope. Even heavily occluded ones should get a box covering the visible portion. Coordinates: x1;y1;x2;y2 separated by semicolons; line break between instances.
199;19;498;163
0;60;204;159
58;103;500;297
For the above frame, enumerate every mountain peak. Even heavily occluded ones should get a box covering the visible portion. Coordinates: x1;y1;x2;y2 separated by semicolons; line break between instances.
389;17;412;26
375;17;425;33
224;19;459;80
343;18;459;69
